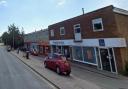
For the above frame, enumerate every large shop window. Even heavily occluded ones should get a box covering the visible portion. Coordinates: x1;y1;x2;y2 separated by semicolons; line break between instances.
83;47;96;64
72;46;83;61
52;45;56;53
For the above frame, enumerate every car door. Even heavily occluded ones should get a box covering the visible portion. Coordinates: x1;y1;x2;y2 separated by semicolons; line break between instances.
51;54;58;70
46;54;52;68
46;57;51;68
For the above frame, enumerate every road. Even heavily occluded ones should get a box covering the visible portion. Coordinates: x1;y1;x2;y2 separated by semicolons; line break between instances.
31;50;128;89
0;46;54;89
72;64;128;89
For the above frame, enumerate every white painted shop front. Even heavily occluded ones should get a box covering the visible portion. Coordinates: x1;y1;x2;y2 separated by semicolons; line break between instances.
50;38;127;73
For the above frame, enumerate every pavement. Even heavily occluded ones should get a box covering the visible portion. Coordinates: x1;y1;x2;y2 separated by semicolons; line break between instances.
0;43;4;46
0;46;54;89
11;50;128;89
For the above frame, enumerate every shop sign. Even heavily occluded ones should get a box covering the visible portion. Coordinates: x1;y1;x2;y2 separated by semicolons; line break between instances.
99;39;105;46
53;41;64;45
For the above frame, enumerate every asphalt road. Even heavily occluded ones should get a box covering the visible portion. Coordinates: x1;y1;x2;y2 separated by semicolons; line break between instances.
0;46;54;89
30;50;128;89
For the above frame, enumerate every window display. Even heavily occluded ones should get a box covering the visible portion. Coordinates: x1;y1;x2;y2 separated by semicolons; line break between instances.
83;47;96;64
72;46;83;61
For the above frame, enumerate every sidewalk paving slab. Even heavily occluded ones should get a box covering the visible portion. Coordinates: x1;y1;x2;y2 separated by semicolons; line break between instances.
11;51;102;89
70;61;128;80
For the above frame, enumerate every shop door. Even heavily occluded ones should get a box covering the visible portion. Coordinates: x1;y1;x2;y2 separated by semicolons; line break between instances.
100;48;117;73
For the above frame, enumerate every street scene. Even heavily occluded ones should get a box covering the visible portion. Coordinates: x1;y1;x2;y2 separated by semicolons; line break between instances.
0;46;55;89
0;0;128;89
0;45;128;89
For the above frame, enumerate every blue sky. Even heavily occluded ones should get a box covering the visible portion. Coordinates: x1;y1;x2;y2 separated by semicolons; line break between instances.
0;0;128;35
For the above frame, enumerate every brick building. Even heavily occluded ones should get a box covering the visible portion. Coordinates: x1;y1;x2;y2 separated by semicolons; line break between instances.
24;29;50;55
48;5;128;74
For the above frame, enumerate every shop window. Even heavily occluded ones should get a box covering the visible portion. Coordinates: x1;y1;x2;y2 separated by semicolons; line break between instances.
72;46;83;61
60;27;65;35
52;45;56;53
40;47;43;51
83;47;96;64
92;18;104;31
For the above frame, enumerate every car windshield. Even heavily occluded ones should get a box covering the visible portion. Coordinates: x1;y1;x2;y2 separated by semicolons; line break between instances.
60;55;66;60
48;53;53;58
48;53;66;60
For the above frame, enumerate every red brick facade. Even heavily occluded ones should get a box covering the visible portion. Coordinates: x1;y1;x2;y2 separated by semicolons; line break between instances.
48;5;128;73
49;5;120;40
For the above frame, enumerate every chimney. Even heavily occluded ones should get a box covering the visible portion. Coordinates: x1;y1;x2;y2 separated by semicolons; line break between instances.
82;8;84;15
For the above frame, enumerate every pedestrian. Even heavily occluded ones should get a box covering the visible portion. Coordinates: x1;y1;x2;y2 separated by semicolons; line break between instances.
17;47;19;54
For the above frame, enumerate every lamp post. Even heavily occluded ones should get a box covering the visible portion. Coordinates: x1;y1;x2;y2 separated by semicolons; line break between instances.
13;29;14;49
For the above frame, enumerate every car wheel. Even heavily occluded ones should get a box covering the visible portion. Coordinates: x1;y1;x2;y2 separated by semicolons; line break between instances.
44;62;47;68
66;72;70;76
56;67;61;75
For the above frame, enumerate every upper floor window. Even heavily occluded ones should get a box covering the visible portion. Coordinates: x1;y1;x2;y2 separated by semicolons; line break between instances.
74;24;81;33
92;18;104;32
50;29;54;37
60;27;65;35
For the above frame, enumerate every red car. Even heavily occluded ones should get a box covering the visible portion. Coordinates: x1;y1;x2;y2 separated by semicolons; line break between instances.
30;49;38;56
44;53;71;76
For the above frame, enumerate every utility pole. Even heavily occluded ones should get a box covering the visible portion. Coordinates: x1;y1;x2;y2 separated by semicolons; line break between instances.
5;38;7;45
13;29;14;49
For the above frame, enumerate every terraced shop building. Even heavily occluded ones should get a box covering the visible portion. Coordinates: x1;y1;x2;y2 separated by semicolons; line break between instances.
48;5;128;74
24;29;50;55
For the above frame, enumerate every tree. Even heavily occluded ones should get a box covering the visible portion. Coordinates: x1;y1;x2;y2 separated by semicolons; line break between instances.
1;32;9;45
1;24;24;48
0;37;2;43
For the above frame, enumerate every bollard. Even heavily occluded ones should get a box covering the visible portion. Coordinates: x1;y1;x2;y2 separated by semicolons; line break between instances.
17;48;19;54
26;51;29;59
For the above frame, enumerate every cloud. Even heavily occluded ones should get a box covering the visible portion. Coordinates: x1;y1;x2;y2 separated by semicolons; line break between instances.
49;0;67;7
100;0;127;8
91;0;127;10
57;0;66;6
0;0;7;7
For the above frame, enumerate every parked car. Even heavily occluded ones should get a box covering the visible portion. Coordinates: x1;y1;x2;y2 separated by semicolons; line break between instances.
44;53;71;76
7;46;11;52
30;49;38;56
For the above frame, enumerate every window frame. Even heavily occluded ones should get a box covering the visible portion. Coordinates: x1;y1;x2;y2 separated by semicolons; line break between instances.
60;27;65;35
73;24;81;34
92;18;104;32
50;29;54;37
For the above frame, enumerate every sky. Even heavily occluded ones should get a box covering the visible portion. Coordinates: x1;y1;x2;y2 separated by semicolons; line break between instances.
0;0;128;36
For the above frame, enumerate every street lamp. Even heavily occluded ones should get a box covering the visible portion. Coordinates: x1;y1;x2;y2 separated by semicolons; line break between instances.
13;29;14;49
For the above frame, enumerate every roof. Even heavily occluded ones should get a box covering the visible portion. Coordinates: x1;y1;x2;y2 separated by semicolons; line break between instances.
48;5;128;28
113;7;128;16
48;5;114;27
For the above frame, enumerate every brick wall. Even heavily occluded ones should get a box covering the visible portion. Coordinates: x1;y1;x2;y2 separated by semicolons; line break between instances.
114;13;128;70
49;5;119;40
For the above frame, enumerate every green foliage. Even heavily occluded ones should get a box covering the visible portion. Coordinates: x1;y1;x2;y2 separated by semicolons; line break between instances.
1;24;24;48
1;32;9;45
0;36;2;43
